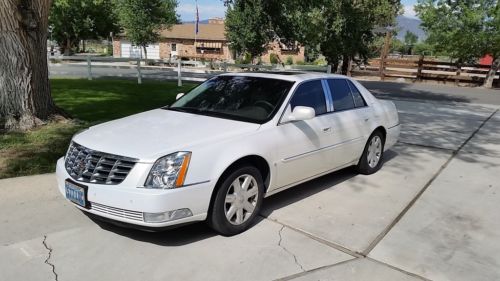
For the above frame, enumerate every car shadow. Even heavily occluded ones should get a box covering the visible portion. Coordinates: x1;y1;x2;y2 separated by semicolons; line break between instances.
87;149;398;246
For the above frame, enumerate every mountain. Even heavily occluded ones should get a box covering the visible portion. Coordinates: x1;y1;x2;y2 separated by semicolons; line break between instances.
396;15;426;41
182;19;210;24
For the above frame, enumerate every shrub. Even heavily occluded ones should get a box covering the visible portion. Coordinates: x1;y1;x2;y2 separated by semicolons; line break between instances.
285;56;294;65
269;53;279;64
295;60;305;65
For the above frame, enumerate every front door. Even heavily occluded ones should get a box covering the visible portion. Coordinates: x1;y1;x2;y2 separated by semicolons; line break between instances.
273;80;335;189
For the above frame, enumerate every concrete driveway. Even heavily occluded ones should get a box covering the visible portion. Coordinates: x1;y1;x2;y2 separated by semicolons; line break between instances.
1;96;499;281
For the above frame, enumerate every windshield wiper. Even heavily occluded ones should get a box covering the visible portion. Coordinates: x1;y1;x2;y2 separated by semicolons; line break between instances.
166;107;202;113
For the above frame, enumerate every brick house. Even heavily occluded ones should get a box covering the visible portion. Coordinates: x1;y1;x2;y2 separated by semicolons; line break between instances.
112;18;305;63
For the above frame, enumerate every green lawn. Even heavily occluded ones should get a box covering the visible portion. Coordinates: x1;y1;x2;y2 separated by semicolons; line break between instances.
0;79;198;179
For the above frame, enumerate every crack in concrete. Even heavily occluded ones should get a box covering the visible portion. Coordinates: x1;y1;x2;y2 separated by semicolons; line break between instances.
278;226;306;272
42;235;59;281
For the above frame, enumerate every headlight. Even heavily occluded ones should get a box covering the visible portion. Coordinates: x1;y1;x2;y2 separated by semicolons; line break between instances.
144;152;191;189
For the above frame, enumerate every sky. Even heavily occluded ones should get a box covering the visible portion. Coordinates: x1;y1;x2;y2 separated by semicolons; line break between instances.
176;0;419;22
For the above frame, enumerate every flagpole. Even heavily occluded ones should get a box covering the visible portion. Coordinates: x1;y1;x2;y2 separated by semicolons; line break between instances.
194;0;198;62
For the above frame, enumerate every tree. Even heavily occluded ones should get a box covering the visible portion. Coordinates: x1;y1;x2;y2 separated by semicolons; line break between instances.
114;0;178;60
0;0;63;131
49;0;120;55
224;0;401;74
404;31;418;54
415;0;500;88
225;0;270;61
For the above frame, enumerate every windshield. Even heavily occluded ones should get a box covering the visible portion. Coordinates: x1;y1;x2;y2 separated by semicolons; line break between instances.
168;76;294;123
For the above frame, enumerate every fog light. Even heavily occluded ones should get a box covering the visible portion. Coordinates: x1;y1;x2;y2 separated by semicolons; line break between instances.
143;208;193;223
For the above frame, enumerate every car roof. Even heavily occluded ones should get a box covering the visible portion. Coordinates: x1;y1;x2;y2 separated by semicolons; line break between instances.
219;72;350;82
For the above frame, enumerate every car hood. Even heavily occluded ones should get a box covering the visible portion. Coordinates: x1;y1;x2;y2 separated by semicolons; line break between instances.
73;109;261;162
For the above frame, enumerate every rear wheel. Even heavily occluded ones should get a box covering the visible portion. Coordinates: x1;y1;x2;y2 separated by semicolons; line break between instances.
208;166;264;236
356;131;385;175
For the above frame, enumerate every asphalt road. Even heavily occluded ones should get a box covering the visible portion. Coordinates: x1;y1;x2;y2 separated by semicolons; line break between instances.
50;64;500;105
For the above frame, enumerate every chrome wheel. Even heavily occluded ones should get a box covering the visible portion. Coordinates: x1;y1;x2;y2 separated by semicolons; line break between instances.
224;174;259;225
367;136;382;168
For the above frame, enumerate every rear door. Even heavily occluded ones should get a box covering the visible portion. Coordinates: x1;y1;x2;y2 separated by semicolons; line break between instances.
324;78;372;167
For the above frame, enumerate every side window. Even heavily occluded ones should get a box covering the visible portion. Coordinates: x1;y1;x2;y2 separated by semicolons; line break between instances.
348;80;367;108
327;79;355;111
290;80;327;115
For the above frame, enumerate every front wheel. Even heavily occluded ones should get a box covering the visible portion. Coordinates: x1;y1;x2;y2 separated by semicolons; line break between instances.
208;166;264;236
356;131;385;175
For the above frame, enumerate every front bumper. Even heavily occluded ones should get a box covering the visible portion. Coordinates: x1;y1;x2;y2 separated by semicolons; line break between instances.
56;157;213;228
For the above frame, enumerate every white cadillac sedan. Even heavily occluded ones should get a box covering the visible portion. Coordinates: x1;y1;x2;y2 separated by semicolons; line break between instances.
56;72;400;235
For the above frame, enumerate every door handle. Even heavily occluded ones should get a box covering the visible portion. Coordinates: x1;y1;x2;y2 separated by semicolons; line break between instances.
322;127;332;132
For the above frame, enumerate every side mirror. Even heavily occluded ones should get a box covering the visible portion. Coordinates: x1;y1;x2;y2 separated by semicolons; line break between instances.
286;106;315;122
176;93;184;100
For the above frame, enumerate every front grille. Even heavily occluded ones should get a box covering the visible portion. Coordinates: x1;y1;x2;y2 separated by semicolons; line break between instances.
90;202;144;221
65;142;137;185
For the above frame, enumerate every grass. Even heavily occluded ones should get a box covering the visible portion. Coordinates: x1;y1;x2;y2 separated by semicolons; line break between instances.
0;79;198;179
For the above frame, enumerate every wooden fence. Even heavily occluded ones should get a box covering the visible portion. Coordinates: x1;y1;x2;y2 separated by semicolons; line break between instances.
353;56;499;86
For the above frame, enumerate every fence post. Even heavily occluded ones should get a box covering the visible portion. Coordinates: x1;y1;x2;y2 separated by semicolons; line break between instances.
86;56;92;80
416;55;424;81
137;59;142;84
177;60;182;87
326;65;332;74
223;62;227;72
455;63;461;86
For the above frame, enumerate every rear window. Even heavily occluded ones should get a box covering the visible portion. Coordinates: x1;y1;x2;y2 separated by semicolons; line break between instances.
348;80;367;108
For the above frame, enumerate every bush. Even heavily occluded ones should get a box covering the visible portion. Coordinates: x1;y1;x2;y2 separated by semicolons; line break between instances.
295;60;305;65
313;58;327;65
285;56;294;65
269;53;279;64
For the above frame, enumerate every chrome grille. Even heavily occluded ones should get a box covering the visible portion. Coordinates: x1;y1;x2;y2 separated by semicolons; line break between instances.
65;142;137;185
90;202;144;221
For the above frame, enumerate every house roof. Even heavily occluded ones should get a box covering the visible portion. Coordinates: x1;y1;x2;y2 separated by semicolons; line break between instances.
160;24;226;41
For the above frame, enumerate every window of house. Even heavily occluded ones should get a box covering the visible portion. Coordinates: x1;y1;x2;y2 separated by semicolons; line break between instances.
327;79;355;111
196;41;222;54
171;44;177;52
290;80;327;116
347;80;367;108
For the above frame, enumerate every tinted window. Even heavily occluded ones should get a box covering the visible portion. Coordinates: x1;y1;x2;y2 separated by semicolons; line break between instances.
348;80;367;108
328;79;355;111
290;80;327;115
170;76;293;123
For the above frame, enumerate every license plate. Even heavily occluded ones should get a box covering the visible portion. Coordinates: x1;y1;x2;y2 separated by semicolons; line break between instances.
65;180;87;207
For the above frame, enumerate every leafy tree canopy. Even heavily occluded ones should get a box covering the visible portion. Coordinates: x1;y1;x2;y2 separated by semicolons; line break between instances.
415;0;499;63
404;31;418;46
114;0;178;59
50;0;119;53
224;0;401;73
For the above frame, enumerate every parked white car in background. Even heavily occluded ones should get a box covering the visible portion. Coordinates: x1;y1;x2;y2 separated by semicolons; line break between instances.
56;72;400;235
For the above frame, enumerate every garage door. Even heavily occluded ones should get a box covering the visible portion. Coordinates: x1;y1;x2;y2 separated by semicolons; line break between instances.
120;41;160;59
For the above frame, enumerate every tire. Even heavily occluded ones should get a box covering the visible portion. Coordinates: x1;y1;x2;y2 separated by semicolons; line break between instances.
208;166;264;236
356;131;385;175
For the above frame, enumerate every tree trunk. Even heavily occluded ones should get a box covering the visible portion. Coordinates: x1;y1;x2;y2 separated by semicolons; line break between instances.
483;57;499;89
64;38;71;56
0;0;61;131
142;45;148;60
341;55;350;75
